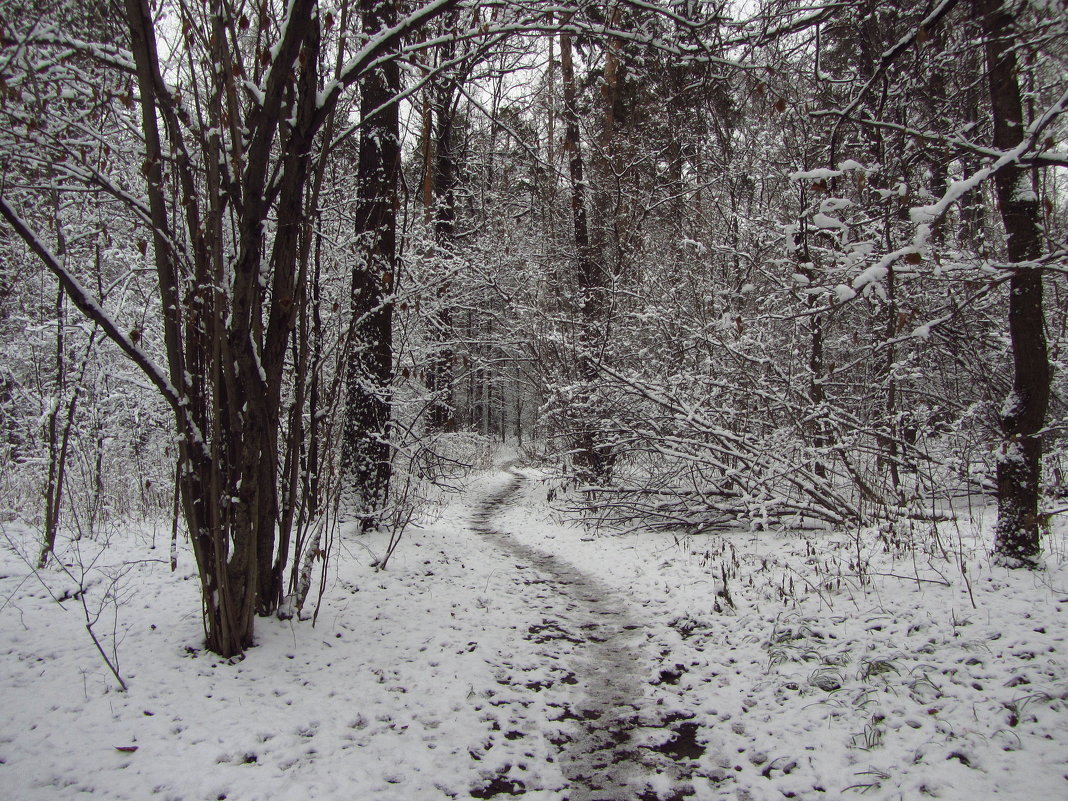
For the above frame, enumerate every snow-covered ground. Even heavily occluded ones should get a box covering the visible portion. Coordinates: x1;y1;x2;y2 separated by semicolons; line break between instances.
1;463;1066;800
497;471;1068;799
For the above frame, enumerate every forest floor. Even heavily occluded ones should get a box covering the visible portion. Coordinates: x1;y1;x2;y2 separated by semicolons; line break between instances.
1;459;1067;800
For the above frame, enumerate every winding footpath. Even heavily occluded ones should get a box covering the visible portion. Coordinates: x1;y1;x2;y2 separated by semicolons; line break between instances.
470;465;699;801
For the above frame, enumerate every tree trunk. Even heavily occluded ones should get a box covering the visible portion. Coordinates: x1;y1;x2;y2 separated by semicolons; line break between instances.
426;60;459;432
792;186;829;479
40;285;66;567
976;0;1051;566
560;25;614;484
343;0;399;531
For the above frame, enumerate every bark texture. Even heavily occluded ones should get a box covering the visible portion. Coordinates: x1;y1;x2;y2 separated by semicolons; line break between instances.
343;0;400;530
560;26;614;484
976;0;1051;566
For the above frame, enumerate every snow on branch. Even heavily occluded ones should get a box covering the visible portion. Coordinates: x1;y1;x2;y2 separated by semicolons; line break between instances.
809;112;1068;169
910;87;1068;230
0;197;208;459
326;27;514;153
326;0;461;110
790;88;1066;302
830;0;960;127
323;0;743;117
10;26;137;74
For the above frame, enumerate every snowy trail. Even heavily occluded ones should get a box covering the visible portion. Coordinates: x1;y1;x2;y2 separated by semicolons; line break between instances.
471;465;683;801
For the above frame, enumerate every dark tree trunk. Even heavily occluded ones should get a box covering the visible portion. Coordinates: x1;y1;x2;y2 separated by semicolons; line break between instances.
792;187;828;479
976;0;1051;566
591;6;624;278
40;285;66;568
560;25;614;484
426;63;458;432
883;253;902;491
343;0;399;531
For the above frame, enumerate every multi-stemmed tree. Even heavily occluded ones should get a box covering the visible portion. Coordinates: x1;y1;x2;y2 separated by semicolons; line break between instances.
2;0;475;655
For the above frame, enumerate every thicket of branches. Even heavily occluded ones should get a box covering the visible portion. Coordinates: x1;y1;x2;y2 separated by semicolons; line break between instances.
0;0;1065;656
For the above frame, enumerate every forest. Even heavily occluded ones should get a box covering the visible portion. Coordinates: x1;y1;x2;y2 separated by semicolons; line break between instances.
0;1;1066;797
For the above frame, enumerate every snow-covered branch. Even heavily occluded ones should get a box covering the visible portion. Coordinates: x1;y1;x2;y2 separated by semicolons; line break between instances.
0;197;208;459
909;87;1068;230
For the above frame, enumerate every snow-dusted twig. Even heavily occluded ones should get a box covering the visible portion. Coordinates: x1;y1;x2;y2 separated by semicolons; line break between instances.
0;197;209;461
